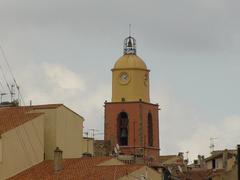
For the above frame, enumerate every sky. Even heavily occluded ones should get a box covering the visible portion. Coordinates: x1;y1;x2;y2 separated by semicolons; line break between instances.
0;0;240;162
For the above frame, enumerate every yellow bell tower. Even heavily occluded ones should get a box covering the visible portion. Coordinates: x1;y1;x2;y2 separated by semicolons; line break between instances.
105;34;160;160
112;36;150;102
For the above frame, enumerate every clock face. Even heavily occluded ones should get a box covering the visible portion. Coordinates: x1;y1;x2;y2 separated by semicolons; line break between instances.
144;73;149;86
119;72;130;84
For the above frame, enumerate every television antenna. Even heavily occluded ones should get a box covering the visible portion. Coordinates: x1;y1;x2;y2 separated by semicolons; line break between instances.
0;92;6;103
210;137;218;153
89;128;100;139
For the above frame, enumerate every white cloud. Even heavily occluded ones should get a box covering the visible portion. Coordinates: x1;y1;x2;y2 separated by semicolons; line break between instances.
151;85;240;162
178;115;240;162
15;61;110;138
42;62;85;91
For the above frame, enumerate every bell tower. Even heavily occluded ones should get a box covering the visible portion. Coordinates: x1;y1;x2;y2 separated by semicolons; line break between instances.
104;35;160;161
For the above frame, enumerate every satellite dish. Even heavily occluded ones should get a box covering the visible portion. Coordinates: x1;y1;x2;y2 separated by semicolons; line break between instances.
167;167;172;173
178;165;183;173
116;144;120;151
114;147;118;154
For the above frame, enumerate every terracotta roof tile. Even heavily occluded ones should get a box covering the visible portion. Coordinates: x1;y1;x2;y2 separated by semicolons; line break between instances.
9;157;144;180
25;104;63;110
159;155;177;163
0;104;63;134
0;107;43;134
182;169;213;180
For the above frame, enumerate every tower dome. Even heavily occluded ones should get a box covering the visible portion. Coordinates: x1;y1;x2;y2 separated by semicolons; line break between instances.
113;54;147;70
111;36;150;103
113;36;147;70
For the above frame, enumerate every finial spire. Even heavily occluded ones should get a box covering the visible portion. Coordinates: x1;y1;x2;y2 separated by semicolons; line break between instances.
123;25;136;54
129;24;131;37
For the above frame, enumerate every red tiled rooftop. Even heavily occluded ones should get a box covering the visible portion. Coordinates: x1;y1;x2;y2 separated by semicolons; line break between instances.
26;104;63;110
9;157;144;180
0;107;42;134
181;169;213;180
159;155;178;163
0;104;63;134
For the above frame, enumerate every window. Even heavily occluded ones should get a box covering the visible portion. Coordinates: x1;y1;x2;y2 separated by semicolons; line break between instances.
148;113;153;146
117;112;128;146
212;159;216;169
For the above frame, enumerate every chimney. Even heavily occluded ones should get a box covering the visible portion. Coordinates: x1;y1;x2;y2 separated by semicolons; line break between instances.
222;149;228;170
178;152;184;159
198;155;205;168
54;147;63;172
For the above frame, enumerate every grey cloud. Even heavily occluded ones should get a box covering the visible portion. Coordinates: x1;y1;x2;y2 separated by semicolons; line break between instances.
0;0;240;157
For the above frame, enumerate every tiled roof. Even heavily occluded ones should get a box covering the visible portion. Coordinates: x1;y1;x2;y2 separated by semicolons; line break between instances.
205;149;237;161
180;169;213;180
0;104;62;134
0;107;42;134
9;157;144;180
159;155;178;163
27;104;63;110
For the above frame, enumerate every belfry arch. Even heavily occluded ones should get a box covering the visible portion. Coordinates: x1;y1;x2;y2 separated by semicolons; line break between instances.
148;112;153;146
117;112;128;146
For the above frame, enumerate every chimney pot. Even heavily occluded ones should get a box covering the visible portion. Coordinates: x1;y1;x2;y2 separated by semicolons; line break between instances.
54;147;63;172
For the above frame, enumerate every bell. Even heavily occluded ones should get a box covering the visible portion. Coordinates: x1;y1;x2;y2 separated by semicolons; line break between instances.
120;129;127;137
127;39;132;47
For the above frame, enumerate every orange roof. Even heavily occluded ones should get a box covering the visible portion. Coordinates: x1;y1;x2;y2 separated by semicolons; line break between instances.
159;155;178;163
181;169;213;180
0;107;42;134
0;104;62;134
9;157;144;180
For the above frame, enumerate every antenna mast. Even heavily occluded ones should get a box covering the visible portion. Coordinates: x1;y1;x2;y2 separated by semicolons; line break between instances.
89;128;100;139
0;44;25;105
210;137;218;153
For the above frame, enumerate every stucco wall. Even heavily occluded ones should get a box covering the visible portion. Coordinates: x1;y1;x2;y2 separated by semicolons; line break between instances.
112;69;150;102
33;108;57;160
215;157;223;169
33;106;84;160
213;166;237;180
206;157;223;170
206;160;212;169
82;138;94;155
56;106;83;159
0;115;44;179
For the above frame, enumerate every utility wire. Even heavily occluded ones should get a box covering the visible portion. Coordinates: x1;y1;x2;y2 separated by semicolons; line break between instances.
0;79;4;92
0;71;8;102
0;45;25;105
0;64;11;94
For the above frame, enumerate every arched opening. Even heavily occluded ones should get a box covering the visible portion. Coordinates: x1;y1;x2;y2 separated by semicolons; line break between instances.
148;113;153;146
117;112;128;146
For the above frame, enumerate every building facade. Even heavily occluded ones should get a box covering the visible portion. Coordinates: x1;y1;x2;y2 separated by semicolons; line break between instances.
0;107;44;179
0;104;88;179
104;36;160;161
30;104;85;160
